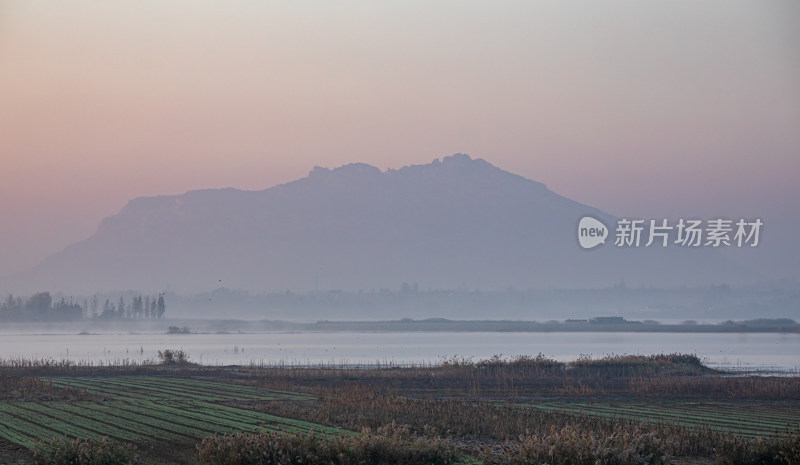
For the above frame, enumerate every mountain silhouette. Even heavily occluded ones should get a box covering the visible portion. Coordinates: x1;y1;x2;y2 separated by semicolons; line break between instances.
9;154;751;294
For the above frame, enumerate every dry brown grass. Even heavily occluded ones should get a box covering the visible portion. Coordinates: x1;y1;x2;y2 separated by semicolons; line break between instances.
237;354;800;401
195;424;458;465
0;374;94;401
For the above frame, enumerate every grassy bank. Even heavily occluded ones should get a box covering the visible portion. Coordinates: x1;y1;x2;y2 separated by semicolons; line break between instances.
1;354;798;464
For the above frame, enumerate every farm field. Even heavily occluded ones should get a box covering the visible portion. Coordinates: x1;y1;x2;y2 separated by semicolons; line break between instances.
0;375;338;464
526;400;800;438
1;354;799;464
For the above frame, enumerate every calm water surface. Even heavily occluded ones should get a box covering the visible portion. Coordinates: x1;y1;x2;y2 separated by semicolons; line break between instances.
0;331;797;371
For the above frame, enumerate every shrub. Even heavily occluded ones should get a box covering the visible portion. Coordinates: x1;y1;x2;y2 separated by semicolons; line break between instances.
196;426;458;465
479;424;674;465
33;436;139;465
714;429;800;465
157;349;189;365
779;427;800;465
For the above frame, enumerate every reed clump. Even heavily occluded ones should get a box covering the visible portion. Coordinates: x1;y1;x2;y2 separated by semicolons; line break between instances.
478;424;673;465
0;374;93;401
33;436;139;465
256;384;800;464
195;424;458;465
713;428;800;465
257;385;722;457
241;354;800;401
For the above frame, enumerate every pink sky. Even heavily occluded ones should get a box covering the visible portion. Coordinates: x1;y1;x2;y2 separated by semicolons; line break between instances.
1;2;799;277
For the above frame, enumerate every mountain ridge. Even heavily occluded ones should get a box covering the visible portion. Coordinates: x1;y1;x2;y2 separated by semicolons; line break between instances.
6;154;751;295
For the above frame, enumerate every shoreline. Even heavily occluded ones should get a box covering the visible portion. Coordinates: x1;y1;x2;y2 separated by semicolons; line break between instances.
1;318;799;334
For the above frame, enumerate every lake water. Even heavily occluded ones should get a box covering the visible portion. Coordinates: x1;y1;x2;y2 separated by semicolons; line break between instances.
0;330;798;372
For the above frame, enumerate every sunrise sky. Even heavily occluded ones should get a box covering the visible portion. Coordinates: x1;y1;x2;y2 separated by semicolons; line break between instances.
1;1;799;278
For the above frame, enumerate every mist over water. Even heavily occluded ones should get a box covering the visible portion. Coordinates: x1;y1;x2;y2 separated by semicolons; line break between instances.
1;331;797;372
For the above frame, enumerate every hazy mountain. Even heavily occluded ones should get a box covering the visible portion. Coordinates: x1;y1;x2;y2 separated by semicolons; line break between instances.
8;154;753;294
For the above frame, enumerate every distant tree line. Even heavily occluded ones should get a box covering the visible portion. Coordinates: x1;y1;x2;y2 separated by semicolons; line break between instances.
93;294;166;321
0;292;82;322
0;292;166;322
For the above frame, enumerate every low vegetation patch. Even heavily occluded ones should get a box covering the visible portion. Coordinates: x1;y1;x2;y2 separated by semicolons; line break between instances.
157;349;191;365
1;354;798;465
33;436;140;465
714;429;800;465
195;425;458;465
479;424;673;465
243;353;800;400
0;374;93;401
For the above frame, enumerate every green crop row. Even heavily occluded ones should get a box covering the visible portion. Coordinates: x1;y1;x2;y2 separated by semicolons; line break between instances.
81;401;218;438
84;378;222;401
176;378;314;400
529;403;761;435
527;401;799;438
13;402;147;442
115;379;257;401
125;399;270;433
188;400;343;435
0;412;42;449
573;401;800;425
130;376;312;400
0;375;336;452
658;404;800;425
47;378;152;401
0;404;92;442
545;401;797;430
46;376;312;402
44;401;191;442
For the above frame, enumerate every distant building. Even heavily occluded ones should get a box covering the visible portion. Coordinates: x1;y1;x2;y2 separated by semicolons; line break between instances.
565;319;589;324
591;316;626;324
